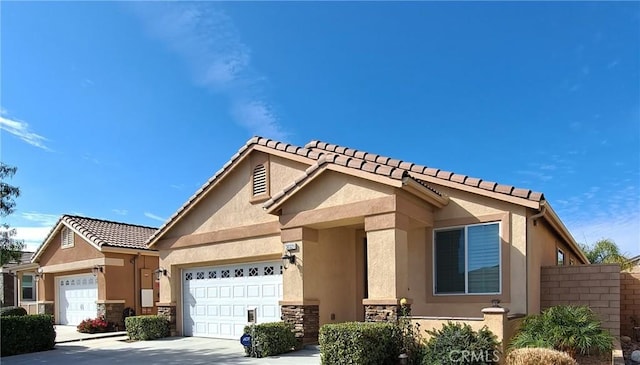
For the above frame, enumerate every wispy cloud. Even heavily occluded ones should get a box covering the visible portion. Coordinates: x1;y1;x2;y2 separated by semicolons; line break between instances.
560;182;640;257
13;226;52;252
82;153;101;165
0;110;52;151
129;3;287;140
21;212;59;226
112;209;128;216
516;170;553;182
144;212;166;222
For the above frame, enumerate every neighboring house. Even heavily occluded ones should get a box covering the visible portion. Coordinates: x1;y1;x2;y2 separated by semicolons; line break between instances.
147;137;588;343
627;255;640;272
14;215;159;328
0;252;37;308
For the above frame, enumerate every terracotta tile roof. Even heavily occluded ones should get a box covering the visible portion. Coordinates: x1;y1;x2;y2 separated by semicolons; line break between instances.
305;140;544;202
61;215;157;250
264;153;438;210
148;136;542;246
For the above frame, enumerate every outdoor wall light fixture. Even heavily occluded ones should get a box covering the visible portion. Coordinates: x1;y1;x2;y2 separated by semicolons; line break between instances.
154;268;168;280
281;253;296;269
92;265;104;276
35;267;44;281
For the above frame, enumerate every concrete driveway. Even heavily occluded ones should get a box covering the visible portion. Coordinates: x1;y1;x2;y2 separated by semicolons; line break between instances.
2;336;320;365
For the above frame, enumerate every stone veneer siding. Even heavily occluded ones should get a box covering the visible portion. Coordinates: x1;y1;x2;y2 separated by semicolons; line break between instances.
157;305;177;336
281;305;319;345
365;304;410;322
97;302;125;330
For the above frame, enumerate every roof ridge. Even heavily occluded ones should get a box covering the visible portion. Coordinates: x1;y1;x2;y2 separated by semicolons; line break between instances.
62;214;158;230
305;140;543;202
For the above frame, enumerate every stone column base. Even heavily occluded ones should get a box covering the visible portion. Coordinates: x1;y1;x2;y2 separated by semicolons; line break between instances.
97;301;125;330
37;301;54;316
157;303;177;336
281;304;319;345
365;304;401;322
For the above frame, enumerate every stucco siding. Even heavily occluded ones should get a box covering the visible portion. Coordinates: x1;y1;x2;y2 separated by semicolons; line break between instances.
281;171;394;215
526;216;584;314
413;186;528;317
305;227;359;325
158;234;283;304
38;230;103;266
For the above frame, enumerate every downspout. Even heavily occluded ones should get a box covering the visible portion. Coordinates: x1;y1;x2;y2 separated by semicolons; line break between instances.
527;202;547;315
529;202;547;225
131;255;138;316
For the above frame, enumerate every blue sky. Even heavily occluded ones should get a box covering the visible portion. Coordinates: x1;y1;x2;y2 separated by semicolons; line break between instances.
1;2;638;257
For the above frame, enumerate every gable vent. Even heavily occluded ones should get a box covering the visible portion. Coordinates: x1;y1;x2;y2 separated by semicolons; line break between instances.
253;164;267;196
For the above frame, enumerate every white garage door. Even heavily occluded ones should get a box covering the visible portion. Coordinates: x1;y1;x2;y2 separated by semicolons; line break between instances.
183;261;283;339
57;275;98;325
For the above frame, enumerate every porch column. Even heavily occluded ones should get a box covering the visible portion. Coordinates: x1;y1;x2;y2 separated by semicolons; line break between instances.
363;212;411;322
280;227;320;345
36;272;55;317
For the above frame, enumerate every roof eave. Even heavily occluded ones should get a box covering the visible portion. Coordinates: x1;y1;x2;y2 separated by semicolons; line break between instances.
401;177;449;208
539;201;590;264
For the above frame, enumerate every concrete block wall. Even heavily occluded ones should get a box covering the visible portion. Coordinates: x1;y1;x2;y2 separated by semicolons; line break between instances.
621;268;640;338
540;264;620;337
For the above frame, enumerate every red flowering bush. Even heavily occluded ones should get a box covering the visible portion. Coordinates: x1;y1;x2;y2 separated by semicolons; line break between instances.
77;317;109;334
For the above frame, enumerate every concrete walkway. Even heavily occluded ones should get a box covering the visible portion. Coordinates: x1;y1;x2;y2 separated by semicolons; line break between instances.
54;325;127;343
3;336;321;365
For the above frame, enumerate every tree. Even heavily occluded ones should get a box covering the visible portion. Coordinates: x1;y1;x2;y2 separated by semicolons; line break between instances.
580;238;631;270
1;162;25;266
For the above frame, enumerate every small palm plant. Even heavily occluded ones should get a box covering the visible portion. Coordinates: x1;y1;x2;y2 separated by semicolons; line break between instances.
510;305;613;358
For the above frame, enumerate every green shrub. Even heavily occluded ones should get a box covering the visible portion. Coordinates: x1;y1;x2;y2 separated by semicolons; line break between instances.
505;348;577;365
421;322;499;365
1;314;56;357
243;322;297;358
0;306;27;317
319;322;402;365
509;305;613;357
125;315;169;341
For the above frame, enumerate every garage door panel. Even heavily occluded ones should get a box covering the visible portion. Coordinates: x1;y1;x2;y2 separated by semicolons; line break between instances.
207;287;218;298
233;286;245;298
183;261;283;339
57;275;97;326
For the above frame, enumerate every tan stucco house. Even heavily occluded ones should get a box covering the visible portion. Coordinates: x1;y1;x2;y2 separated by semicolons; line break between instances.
147;137;588;343
16;215;159;329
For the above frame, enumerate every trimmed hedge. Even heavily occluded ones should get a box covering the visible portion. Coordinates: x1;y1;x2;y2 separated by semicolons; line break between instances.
243;322;297;358
319;322;402;365
0;306;27;317
125;315;169;341
1;314;56;357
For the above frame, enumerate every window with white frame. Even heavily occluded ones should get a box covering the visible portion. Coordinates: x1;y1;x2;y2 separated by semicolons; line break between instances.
434;222;501;295
22;274;34;301
61;227;74;248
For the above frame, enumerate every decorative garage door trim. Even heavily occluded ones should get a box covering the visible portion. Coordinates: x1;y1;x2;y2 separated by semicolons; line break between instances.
56;273;98;326
182;261;283;339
